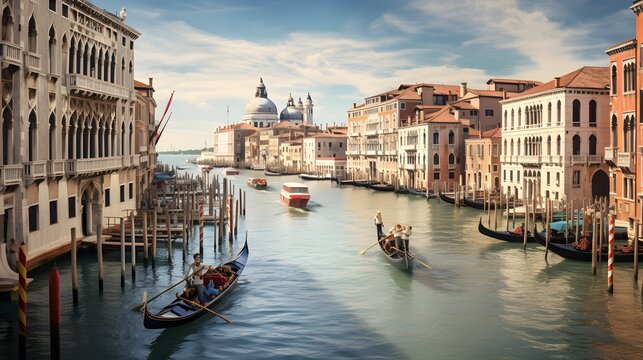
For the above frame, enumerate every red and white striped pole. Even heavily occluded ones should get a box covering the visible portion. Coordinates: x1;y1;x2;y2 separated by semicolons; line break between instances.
199;202;204;256
18;245;27;360
607;213;614;294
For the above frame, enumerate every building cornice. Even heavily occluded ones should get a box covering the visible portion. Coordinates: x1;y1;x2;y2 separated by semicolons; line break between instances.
500;88;608;105
631;1;643;15
72;0;141;39
605;39;636;55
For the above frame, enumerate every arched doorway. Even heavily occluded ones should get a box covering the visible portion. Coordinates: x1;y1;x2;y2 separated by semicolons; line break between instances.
591;170;609;199
80;185;100;237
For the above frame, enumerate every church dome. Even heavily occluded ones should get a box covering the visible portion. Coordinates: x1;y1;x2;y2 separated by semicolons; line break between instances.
245;97;277;115
279;94;304;121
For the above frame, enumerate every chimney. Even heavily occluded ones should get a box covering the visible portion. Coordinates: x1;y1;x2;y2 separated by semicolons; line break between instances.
353;103;356;108
148;77;153;87
502;91;507;100
460;82;468;98
554;77;560;87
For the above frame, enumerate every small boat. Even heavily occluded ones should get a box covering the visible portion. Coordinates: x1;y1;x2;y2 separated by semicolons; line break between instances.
407;188;427;197
378;237;412;271
439;192;457;204
299;173;330;181
176;166;188;170
264;169;282;176
143;240;249;329
478;217;535;243
247;177;267;190
280;182;310;208
394;187;410;195
223;167;239;175
464;197;518;210
369;183;395;192
533;227;643;262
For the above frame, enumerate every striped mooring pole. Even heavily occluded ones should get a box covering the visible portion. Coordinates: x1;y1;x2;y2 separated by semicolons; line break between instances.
49;266;61;360
199;202;204;255
608;213;614;294
18;245;27;360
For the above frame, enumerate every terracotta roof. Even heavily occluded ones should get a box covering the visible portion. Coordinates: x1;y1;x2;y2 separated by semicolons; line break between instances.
468;128;480;138
449;101;477;110
283;139;303;145
486;78;543;86
355;83;460;109
465;89;519;99
134;80;154;90
482;127;502;138
422;106;460;124
507;66;610;101
310;133;347;139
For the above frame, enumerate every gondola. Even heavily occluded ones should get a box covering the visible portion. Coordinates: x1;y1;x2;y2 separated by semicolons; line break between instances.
378;236;412;271
394;187;410;195
533;227;643;262
478;217;534;243
143;241;249;329
369;183;395;192
464;197;519;210
439;192;459;204
299;173;330;181
407;188;426;197
264;169;282;176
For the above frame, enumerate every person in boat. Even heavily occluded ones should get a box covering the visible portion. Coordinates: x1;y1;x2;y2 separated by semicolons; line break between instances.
187;253;211;305
180;285;199;303
513;223;525;235
388;224;403;254
374;210;384;240
402;226;413;253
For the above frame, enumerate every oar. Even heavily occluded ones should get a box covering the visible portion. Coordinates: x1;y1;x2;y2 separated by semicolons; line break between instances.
359;235;391;255
131;266;203;311
390;246;433;270
178;295;232;323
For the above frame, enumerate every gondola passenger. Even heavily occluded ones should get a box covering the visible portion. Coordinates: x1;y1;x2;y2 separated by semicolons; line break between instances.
388;224;403;254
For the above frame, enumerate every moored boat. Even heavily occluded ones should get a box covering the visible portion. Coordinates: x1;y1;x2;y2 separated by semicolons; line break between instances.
247;177;267;189
299;173;330;181
143;240;249;329
280;182;310;208
264;169;282;176
478;217;535;243
533;227;643;262
223;167;239;175
369;183;395;192
439;192;457;204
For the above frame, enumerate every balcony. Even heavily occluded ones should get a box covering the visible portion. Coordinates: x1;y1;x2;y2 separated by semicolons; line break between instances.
0;164;23;187
570;155;586;165
23;51;41;73
139;154;149;165
604;147;617;162
587;155;603;164
617;152;635;169
0;41;22;67
448;163;456;170
65;157;123;176
404;163;416;170
65;74;130;100
364;129;378;136
139;145;148;154
448;144;456;150
520;155;541;163
46;160;65;177
365;150;377;156
24;160;47;182
433;164;440;170
130;155;140;167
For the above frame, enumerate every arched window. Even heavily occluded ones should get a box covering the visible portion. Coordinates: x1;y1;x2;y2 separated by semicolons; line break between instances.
611;64;617;95
448;153;455;164
28;16;37;53
511;109;514;129
97;49;103;80
69;37;75;73
433;153;439;165
48;27;56;74
90;45;96;77
110;53;116;83
121;57;125;85
48;113;56;160
28;111;37;161
128;122;133;155
556;135;561;155
624;115;630;152
624;63;629;93
547;102;551;125
572;135;580;156
503;139;507;156
1;7;14;42
572;99;580;126
611;114;617;147
82;43;88;76
104;50;110;81
547;136;551;155
510;139;514;156
518;108;521;127
589;100;596;127
433;131;439;144
2;108;13;164
557;100;561;125
517;139;521;156
90;119;97;158
76;40;82;74
504;110;507;129
120;122;125;156
589;135;597;155
448;131;455;145
61;117;67;160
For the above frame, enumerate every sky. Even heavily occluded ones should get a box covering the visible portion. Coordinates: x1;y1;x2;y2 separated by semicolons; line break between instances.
90;0;633;151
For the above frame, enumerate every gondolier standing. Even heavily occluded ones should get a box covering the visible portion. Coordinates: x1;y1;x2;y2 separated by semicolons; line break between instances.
374;210;384;239
187;253;210;304
402;226;412;253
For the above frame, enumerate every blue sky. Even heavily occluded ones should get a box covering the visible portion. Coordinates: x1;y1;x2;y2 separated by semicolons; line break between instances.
90;0;632;150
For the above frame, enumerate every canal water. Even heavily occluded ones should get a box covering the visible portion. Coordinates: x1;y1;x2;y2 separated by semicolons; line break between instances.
2;154;643;359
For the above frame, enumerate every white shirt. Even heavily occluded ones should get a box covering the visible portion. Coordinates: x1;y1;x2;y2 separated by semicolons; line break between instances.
188;263;206;285
374;213;383;225
402;228;412;240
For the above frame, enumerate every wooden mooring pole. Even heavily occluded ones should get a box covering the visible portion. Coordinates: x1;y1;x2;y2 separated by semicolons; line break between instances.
96;222;104;292
634;220;639;284
143;212;149;266
608;213;615;294
49;266;61;360
120;218;125;288
152;209;157;265
71;228;78;304
18;245;27;360
130;212;136;281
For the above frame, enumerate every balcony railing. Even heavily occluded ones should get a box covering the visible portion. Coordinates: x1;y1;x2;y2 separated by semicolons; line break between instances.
24;160;47;181
448;163;456;170
520;155;541;163
570;155;586;165
130;155;139;167
617;152;635;168
66;156;123;176
448;144;456;150
0;41;22;67
139;154;149;165
139;145;148;153
604;147;617;162
65;74;130;99
47;160;65;177
404;163;416;170
587;155;603;164
365;150;377;156
364;129;378;136
433;164;440;170
23;51;41;72
0;164;23;186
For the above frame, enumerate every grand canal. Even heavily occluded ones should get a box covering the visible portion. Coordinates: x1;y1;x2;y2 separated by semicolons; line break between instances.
2;154;643;359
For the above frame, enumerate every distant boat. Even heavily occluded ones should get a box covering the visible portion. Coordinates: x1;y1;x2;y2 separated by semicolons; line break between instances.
369;183;394;192
176;166;188;170
223;168;239;175
299;173;330;181
247;177;267;190
264;169;282;176
280;182;310;208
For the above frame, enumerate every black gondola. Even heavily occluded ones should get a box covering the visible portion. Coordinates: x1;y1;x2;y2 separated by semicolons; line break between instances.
478;217;534;243
369;183;395;192
378;236;412;271
395;187;410;195
299;173;330;180
439;192;461;204
264;169;282;176
533;227;643;262
143;241;249;329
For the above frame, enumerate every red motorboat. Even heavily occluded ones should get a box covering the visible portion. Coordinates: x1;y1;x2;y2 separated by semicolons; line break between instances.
280;182;310;208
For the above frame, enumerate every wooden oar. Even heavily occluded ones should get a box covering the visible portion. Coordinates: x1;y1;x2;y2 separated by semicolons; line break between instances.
178;295;232;323
359;235;392;255
131;265;204;311
390;246;433;270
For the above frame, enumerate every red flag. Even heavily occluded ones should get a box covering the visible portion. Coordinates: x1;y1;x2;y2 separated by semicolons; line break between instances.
149;91;175;142
155;112;173;145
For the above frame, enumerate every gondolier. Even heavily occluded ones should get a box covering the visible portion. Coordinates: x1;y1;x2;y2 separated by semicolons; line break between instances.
374;210;384;239
187;253;210;305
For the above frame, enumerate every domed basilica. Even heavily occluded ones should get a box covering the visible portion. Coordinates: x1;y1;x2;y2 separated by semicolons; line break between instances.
242;78;313;128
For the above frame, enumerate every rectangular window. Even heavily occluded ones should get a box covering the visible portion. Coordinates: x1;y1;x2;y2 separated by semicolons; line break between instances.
573;170;580;187
517;171;520;182
62;4;68;17
49;0;56;12
612;174;616;193
68;197;76;218
400;102;406;110
120;185;125;202
469;111;476;116
503;170;506;180
130;40;134;50
547;172;550;185
129;183;134;199
329;142;332;148
122;36;126;46
510;172;513;181
105;189;111;207
49;200;58;225
433;172;440;180
485;109;494;116
556;173;560;186
493;164;498;172
448;171;455;179
492;144;498;157
29;205;39;232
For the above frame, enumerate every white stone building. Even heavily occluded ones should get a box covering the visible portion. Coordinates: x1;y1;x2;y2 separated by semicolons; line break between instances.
500;67;610;203
302;134;347;175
